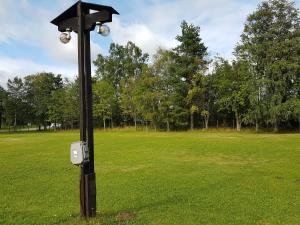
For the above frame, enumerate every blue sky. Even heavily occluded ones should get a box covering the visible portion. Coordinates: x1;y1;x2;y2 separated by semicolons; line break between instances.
0;0;299;87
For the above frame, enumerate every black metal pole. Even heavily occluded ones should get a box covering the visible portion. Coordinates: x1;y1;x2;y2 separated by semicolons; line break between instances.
77;2;88;217
83;14;96;217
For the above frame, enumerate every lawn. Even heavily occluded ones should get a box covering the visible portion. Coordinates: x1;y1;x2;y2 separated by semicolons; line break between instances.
0;130;299;225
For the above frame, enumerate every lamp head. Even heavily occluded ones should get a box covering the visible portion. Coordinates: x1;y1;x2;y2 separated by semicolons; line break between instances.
96;22;110;36
60;29;71;44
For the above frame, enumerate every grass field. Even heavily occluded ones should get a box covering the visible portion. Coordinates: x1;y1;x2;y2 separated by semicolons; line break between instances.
0;130;299;225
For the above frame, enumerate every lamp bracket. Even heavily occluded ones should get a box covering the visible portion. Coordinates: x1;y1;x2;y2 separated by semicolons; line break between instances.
57;11;111;33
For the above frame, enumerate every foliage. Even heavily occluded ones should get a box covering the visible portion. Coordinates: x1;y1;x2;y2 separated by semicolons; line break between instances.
48;79;79;128
236;0;300;131
0;85;7;128
5;77;28;127
93;80;116;129
173;21;209;130
24;73;63;129
211;58;251;131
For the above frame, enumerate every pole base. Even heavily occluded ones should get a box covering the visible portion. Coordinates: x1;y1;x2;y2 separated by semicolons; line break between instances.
85;172;97;217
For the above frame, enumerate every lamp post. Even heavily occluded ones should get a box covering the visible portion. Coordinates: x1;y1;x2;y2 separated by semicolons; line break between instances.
51;1;119;218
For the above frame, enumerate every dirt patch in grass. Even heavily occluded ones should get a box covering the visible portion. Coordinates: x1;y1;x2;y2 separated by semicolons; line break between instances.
116;212;136;222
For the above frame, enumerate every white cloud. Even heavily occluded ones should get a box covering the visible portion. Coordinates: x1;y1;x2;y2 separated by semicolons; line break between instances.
110;18;178;56
0;0;102;64
0;0;101;85
110;0;263;59
1;0;300;86
0;55;77;88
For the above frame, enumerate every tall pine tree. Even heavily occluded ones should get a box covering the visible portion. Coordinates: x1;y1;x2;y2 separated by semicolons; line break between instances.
173;21;208;130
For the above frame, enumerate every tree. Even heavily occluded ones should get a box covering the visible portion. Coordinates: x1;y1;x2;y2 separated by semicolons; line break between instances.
120;77;140;129
280;98;300;130
201;73;217;129
0;86;6;129
173;21;209;130
48;79;79;130
94;41;149;126
62;80;80;129
212;58;250;131
48;88;65;128
24;73;63;130
152;49;176;131
236;0;300;131
134;68;162;131
93;80;115;129
6;77;27;129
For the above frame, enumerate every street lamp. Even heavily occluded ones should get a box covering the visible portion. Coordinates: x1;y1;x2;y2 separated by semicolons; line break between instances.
51;0;119;219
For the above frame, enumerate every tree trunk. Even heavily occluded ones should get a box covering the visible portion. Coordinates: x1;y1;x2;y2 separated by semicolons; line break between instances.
235;112;241;132
111;118;114;128
166;120;170;132
190;112;194;130
204;115;209;129
217;120;219;128
103;119;106;130
134;115;137;131
14;111;17;130
274;121;278;132
255;119;259;132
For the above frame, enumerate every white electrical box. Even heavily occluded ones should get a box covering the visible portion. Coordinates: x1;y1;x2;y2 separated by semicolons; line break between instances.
70;141;89;165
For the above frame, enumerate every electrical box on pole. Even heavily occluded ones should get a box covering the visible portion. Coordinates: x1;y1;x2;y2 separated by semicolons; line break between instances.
70;141;89;166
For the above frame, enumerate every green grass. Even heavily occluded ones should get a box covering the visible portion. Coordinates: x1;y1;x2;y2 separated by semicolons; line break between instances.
0;130;299;225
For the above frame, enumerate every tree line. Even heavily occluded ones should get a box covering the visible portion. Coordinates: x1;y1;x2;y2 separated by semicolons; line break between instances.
0;0;299;132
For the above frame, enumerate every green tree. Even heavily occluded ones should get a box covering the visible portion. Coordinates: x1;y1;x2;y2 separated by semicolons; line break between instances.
120;77;140;129
152;49;176;131
24;73;63;130
0;86;7;129
48;79;79;129
134;68;162;131
212;58;250;131
93;80;115;129
62;80;79;129
6;77;27;129
236;0;300;131
173;21;209;130
94;41;149;125
48;88;65;128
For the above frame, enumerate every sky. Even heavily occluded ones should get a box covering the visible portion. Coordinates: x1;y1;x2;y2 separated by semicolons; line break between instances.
0;0;299;88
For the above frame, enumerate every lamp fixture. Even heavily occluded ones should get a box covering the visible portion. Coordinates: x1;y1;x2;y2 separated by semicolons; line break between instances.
59;28;71;44
96;22;110;36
